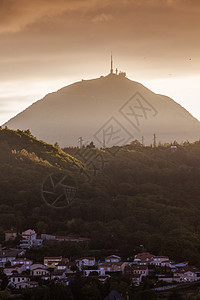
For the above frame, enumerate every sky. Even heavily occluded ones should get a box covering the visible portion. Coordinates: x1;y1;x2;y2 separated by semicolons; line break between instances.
0;0;200;125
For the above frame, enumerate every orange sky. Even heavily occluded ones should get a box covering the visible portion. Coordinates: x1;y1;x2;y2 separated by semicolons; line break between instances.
0;0;200;124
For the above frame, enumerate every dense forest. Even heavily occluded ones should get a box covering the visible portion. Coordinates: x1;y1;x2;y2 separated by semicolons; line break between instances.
0;128;200;264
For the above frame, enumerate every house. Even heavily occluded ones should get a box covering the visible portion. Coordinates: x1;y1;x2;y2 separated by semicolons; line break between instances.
150;256;170;267
4;264;25;276
31;268;50;277
132;265;149;277
56;262;68;271
11;258;33;270
32;239;43;247
0;249;24;267
124;265;148;278
131;274;143;285
105;255;121;263
4;230;17;241
19;239;31;249
44;257;63;268
134;252;154;265
56;261;77;274
76;257;96;269
15;281;38;289
124;265;149;285
41;274;51;281
169;261;189;271
132;265;148;276
30;263;46;274
84;269;105;276
51;270;66;280
173;266;200;282
22;229;36;240
20;229;42;249
9;274;30;286
98;262;129;273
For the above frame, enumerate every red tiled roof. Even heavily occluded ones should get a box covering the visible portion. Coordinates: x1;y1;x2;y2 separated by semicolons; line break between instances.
76;257;95;261
135;252;154;260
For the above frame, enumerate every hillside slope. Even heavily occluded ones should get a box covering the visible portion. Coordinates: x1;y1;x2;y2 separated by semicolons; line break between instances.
0;129;200;263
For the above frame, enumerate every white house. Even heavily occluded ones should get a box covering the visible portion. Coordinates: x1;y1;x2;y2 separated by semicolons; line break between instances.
174;266;200;282
56;262;77;274
32;268;50;277
22;229;36;240
15;281;38;289
76;257;96;269
20;229;42;249
150;256;170;267
30;263;46;274
9;274;30;286
84;269;105;276
98;262;129;273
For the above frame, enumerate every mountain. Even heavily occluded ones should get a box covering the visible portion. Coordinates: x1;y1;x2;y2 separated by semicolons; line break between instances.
3;73;200;147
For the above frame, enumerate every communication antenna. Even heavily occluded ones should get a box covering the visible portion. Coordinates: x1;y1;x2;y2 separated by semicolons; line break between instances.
110;52;113;74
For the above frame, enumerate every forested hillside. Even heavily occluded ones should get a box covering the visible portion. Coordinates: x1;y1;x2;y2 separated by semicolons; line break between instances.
0;127;200;264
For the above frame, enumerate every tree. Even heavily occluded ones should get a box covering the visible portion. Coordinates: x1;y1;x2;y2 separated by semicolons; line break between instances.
36;221;48;235
54;142;59;148
0;231;5;243
24;129;32;135
86;141;95;148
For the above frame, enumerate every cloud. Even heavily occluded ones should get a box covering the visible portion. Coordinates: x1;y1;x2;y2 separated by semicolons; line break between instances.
0;0;95;33
1;0;200;34
0;0;200;82
92;13;113;23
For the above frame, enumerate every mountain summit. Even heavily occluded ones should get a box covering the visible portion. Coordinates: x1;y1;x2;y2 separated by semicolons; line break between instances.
4;73;200;147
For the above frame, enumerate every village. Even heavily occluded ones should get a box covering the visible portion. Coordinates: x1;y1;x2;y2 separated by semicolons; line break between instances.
0;229;200;293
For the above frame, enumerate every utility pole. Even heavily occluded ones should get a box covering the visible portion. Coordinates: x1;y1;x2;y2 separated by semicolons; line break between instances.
103;134;106;149
141;136;144;146
153;133;156;148
78;137;84;148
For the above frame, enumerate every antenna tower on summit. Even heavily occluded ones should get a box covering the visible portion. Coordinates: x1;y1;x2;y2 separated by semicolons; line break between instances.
110;52;113;74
